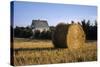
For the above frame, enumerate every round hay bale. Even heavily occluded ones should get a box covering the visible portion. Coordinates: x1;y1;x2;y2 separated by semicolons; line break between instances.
52;23;70;48
67;23;85;51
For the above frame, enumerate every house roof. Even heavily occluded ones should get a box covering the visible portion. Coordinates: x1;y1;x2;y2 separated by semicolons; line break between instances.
31;19;49;29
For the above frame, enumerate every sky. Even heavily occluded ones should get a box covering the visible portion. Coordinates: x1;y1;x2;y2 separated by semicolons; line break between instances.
12;1;97;27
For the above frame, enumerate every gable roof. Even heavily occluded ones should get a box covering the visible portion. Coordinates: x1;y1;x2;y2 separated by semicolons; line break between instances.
31;19;49;29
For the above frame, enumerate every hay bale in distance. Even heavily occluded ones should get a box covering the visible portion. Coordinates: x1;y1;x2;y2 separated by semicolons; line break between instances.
67;23;85;51
52;23;70;48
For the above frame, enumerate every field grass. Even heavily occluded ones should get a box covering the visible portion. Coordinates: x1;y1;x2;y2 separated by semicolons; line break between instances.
12;38;97;66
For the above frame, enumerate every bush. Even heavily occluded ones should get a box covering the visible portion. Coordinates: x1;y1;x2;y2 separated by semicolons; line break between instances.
34;30;40;39
14;26;33;38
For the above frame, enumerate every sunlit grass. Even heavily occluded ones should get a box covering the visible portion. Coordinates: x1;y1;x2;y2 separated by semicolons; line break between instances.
13;38;97;66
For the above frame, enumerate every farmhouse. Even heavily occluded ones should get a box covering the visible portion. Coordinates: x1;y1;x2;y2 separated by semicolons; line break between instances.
31;19;50;33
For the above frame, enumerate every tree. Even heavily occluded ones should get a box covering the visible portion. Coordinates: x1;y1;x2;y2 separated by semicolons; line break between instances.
34;30;40;39
14;26;33;38
81;20;97;40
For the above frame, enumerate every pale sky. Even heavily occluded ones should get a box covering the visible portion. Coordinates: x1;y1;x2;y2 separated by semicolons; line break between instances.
11;1;97;27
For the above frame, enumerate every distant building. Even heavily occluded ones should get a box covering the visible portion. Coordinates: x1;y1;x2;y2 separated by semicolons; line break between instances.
31;19;49;33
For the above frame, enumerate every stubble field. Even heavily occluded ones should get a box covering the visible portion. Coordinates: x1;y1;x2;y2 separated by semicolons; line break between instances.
12;38;97;66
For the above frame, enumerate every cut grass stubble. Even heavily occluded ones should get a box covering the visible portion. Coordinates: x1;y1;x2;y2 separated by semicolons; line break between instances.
13;39;97;66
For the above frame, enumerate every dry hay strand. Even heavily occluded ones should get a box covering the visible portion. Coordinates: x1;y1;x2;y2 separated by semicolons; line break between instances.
67;23;85;51
52;23;70;48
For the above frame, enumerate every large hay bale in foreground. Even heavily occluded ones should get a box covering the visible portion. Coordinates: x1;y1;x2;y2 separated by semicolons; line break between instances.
52;23;85;50
52;23;70;48
67;24;85;51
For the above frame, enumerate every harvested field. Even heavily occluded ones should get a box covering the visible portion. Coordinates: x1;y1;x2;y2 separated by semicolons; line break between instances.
12;38;97;66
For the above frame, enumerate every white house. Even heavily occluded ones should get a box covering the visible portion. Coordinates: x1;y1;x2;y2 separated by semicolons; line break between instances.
31;19;50;33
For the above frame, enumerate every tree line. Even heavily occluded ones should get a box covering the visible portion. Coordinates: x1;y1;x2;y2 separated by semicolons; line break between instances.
81;20;97;40
13;26;55;39
14;26;33;38
12;20;97;40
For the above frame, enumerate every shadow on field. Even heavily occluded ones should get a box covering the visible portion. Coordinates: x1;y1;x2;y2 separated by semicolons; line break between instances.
13;48;67;52
13;48;67;51
85;40;97;43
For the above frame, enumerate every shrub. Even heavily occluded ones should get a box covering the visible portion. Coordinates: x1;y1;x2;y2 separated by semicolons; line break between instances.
34;30;40;39
14;26;33;38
